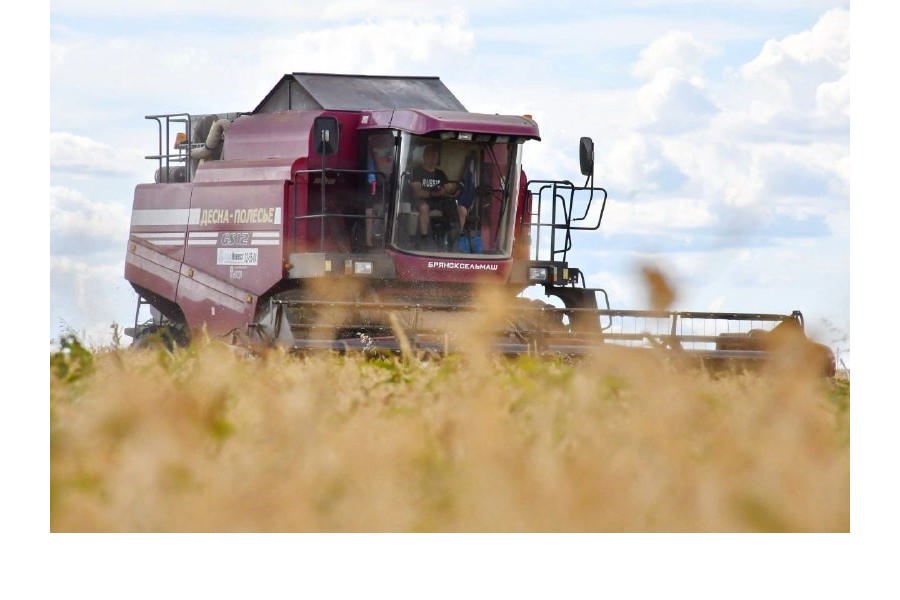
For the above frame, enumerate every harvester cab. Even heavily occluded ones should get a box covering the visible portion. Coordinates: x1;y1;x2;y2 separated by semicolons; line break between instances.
124;72;835;375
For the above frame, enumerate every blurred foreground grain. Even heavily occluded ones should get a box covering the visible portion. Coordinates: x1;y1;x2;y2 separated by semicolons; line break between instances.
50;336;849;532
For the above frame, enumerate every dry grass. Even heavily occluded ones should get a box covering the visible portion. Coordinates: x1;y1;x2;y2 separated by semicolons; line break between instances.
50;328;849;533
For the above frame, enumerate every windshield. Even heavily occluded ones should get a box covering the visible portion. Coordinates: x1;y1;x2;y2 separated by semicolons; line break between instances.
391;133;521;257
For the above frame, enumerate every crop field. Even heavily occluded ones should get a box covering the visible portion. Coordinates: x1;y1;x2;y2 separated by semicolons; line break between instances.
49;320;849;533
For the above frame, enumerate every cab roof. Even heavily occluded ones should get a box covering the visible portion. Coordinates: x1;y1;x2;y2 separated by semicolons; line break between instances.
253;72;467;113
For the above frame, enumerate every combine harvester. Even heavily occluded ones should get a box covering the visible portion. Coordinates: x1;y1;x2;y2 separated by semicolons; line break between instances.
124;72;834;375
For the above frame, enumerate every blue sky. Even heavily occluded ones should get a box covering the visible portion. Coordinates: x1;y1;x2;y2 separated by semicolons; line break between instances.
49;0;851;364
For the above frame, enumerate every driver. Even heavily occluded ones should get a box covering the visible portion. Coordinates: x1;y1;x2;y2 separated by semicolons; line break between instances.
410;144;459;247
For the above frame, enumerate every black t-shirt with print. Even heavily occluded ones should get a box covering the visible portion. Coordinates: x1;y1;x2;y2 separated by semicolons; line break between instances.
411;166;448;192
411;165;457;224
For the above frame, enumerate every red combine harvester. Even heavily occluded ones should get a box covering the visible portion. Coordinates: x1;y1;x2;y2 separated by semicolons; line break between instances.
124;72;834;374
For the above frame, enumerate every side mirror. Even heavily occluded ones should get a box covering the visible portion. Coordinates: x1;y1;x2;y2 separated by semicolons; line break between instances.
313;116;340;155
579;137;594;177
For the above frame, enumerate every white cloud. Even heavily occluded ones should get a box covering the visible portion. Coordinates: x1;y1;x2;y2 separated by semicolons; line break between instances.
632;30;717;80
659;131;848;227
598;134;687;195
816;72;849;119
456;84;639;182
743;7;849;74
51;12;478;126
635;69;717;134
256;13;475;82
50;132;143;176
50;185;131;256
626;8;850;233
757;150;832;197
51;33;249;118
602;197;716;235
554;8;849;215
729;7;849;130
630;31;718;134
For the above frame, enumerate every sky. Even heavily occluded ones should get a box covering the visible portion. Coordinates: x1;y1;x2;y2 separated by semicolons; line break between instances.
48;0;852;365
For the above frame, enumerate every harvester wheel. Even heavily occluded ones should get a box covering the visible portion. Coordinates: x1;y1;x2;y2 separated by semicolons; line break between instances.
131;324;188;351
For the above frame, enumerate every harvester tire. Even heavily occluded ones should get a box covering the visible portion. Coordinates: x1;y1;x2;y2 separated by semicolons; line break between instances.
131;324;188;351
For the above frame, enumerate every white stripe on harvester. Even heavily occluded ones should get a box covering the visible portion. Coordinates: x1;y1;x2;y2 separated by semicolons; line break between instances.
131;208;201;226
253;231;280;246
132;232;185;246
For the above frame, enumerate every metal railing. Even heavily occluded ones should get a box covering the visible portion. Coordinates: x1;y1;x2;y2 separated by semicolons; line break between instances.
144;111;245;183
144;113;192;182
526;179;608;263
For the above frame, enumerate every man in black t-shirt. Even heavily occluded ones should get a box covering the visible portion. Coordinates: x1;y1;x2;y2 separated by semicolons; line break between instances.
410;144;459;247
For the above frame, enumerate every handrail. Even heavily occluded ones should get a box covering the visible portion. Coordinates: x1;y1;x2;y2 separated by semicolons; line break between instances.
525;179;608;263
144;113;192;182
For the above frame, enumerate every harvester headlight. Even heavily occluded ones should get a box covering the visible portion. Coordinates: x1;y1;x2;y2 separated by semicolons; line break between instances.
353;260;374;275
528;267;548;282
457;132;473;141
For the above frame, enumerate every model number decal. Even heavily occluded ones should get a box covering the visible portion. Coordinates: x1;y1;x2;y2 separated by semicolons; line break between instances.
220;232;251;246
217;247;259;266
